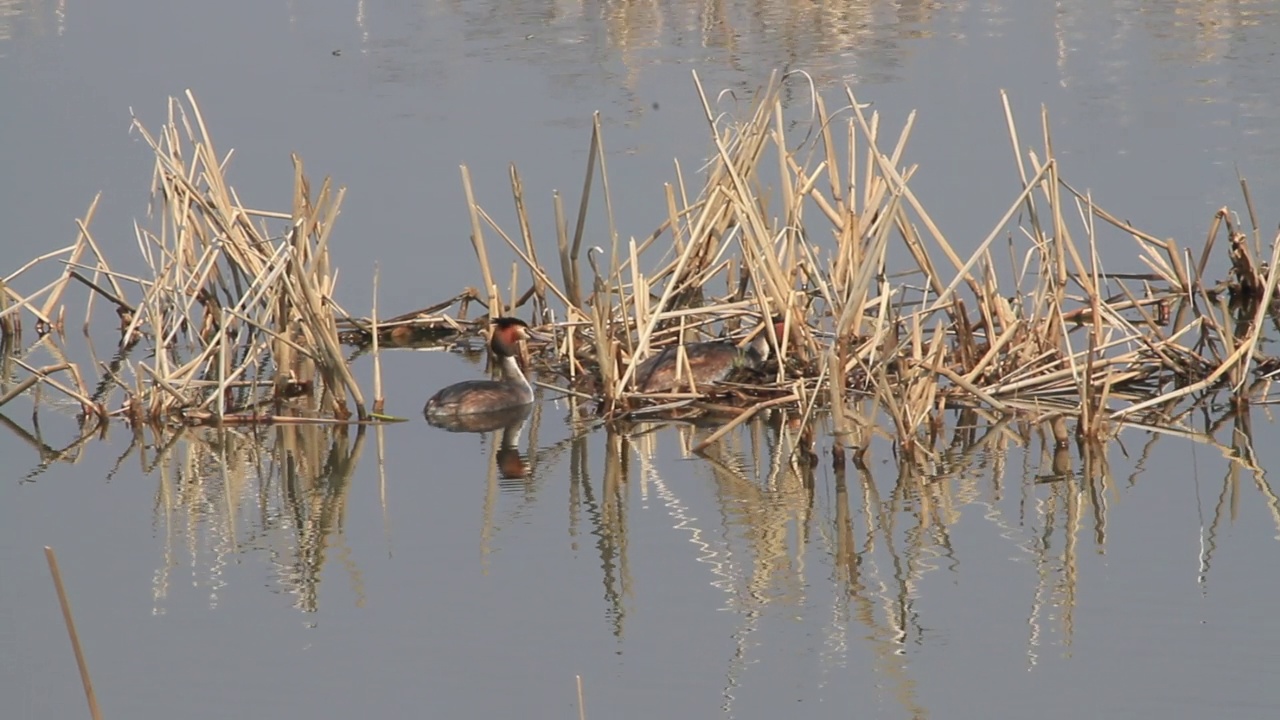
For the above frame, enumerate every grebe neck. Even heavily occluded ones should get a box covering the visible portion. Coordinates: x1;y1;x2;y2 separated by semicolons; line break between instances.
498;354;531;390
748;329;772;364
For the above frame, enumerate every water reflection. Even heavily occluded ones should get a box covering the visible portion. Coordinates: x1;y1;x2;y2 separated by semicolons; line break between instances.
5;329;1280;627
693;413;822;711
147;423;368;614
378;0;942;96
0;0;65;48
338;0;1280;117
5;0;1280;114
1;333;110;484
607;411;931;714
5;368;1280;714
554;402;1280;707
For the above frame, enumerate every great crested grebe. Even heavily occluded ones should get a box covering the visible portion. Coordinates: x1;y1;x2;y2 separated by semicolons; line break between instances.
633;316;785;393
424;317;534;418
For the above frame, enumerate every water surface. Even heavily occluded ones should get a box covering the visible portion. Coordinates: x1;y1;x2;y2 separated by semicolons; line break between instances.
3;1;1280;718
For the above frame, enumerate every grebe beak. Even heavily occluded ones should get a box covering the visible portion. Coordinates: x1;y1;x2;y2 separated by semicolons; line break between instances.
525;327;554;344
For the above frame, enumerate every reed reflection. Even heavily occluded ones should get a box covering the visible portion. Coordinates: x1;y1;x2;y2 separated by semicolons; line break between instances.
612;410;932;714
145;422;368;614
566;402;1280;707
8;0;1275;89
422;390;606;579
4;348;1280;684
0;0;66;45
278;0;1280;129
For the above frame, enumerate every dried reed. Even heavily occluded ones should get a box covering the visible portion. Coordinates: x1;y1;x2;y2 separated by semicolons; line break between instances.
2;92;384;428
44;546;103;720
6;73;1280;455
439;70;1280;454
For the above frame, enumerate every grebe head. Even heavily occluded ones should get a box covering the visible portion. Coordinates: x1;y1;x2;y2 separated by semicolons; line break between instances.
489;317;531;357
746;314;790;364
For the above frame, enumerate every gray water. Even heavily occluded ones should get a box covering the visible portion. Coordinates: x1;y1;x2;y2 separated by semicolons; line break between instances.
3;1;1280;718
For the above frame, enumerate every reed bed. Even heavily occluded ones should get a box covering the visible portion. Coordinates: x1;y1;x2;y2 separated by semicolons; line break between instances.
2;91;373;428
4;73;1279;452
417;70;1280;454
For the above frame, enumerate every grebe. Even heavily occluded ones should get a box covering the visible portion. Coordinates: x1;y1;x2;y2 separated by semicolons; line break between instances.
424;317;534;419
633;316;785;393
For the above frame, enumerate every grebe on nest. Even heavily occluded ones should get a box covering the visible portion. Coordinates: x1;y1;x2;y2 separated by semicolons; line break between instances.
633;316;785;393
424;318;533;419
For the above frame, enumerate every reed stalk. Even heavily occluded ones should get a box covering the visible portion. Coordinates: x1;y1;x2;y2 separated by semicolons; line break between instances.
44;547;103;720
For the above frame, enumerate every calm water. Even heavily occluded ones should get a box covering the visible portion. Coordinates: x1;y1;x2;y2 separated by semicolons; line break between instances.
3;1;1280;718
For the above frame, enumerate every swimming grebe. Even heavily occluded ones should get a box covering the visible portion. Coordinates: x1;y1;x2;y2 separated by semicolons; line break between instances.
424;317;534;419
633;316;785;393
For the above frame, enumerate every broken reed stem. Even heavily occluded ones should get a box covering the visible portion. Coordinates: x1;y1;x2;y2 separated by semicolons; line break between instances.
591;112;623;301
460;164;500;318
475;206;577;311
216;308;229;422
509;164;546;320
44;547;104;720
929;159;1053;313
0;275;61;326
6;361;98;416
576;675;587;720
570;122;599;302
554;192;580;310
371;262;384;414
0;277;16;339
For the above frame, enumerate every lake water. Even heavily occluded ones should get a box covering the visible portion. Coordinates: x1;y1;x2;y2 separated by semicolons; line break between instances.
3;1;1280;718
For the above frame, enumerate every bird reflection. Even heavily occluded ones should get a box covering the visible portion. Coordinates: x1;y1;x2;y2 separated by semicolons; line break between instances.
424;403;532;482
424;403;531;434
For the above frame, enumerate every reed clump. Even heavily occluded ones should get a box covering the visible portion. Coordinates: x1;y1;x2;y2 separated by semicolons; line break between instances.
434;70;1280;452
7;73;1280;452
1;91;373;428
